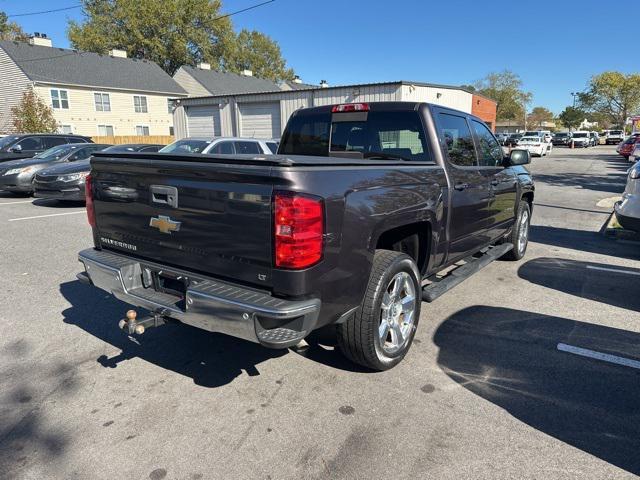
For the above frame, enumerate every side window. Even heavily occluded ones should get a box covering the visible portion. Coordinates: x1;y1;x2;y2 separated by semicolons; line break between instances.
45;137;68;149
266;142;278;154
211;142;235;154
471;120;503;167
438;113;477;167
16;137;43;151
234;141;261;154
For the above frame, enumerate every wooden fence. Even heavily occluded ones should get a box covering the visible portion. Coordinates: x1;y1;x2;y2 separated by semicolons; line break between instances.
91;135;175;146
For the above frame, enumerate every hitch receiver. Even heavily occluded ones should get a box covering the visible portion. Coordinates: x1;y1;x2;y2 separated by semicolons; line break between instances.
118;309;167;335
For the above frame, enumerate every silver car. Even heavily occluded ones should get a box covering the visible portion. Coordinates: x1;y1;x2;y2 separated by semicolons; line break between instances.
615;162;640;232
160;137;278;155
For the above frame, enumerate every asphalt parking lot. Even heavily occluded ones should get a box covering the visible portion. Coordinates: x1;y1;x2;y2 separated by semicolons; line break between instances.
1;147;639;480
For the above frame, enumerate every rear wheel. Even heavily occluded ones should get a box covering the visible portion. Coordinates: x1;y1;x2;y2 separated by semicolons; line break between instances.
501;201;531;261
337;250;421;371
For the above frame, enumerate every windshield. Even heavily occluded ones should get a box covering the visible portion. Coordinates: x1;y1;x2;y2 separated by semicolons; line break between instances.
573;133;588;138
554;133;569;137
159;139;211;154
0;135;20;150
609;130;623;135
32;144;77;161
519;137;540;142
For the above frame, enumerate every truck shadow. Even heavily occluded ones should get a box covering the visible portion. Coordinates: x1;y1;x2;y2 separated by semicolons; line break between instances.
519;257;640;312
434;306;640;476
59;280;288;388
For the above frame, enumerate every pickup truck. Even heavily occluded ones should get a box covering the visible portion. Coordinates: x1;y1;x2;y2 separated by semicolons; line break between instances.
77;102;534;371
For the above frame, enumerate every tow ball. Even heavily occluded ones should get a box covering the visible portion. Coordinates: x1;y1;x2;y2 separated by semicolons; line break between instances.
118;310;166;335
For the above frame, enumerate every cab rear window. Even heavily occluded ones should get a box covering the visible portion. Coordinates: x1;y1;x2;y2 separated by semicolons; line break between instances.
280;110;432;162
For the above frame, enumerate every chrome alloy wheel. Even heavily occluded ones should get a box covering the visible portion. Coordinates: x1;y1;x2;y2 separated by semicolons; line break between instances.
379;271;417;354
518;208;530;254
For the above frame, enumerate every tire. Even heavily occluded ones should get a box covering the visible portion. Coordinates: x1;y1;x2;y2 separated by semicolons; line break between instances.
501;200;531;261
337;250;421;371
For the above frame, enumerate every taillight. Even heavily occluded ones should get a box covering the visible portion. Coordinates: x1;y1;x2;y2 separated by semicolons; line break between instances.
331;103;369;113
274;192;324;269
85;174;96;228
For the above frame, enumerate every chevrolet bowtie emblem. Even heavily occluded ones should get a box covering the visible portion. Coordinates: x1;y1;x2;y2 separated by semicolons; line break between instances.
149;215;181;234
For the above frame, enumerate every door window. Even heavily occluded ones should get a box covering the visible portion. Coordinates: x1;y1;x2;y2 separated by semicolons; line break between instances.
234;141;261;154
438;113;477;167
16;137;44;151
266;142;279;154
45;137;68;149
471;120;503;167
211;142;235;154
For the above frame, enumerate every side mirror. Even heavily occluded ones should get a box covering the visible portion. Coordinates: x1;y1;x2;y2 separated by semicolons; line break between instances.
9;144;22;153
506;148;531;166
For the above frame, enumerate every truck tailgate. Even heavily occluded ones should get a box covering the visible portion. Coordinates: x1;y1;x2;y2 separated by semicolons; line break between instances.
90;154;276;287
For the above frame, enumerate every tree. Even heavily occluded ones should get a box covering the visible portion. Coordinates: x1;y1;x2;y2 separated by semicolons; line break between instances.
474;70;532;122
558;106;586;131
11;89;59;133
577;72;640;132
0;10;28;41
223;29;295;82
68;0;295;81
527;106;554;128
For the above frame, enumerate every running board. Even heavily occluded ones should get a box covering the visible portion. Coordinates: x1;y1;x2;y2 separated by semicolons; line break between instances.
421;243;513;303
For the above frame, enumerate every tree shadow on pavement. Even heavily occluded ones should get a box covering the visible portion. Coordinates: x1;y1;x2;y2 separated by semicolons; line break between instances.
519;257;640;312
59;280;288;388
434;306;640;476
529;225;640;261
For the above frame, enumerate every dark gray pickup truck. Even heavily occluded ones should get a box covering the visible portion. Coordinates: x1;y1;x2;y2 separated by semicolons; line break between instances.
78;102;534;370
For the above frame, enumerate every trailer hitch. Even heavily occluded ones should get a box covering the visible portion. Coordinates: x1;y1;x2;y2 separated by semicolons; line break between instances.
118;310;167;335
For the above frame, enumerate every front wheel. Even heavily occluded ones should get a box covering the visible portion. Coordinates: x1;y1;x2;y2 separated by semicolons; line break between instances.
337;250;421;371
501;201;531;261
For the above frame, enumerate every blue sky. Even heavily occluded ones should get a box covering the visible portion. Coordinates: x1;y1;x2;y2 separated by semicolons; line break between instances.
1;0;634;114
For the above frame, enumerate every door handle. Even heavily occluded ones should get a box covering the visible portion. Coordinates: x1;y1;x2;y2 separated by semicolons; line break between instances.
454;182;470;191
150;185;178;208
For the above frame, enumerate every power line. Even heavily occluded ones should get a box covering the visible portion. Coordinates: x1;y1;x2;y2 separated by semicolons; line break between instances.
7;5;82;18
213;0;276;21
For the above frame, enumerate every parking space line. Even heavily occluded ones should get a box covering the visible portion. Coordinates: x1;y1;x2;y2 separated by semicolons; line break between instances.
8;211;85;222
557;343;640;370
0;200;34;205
586;265;640;276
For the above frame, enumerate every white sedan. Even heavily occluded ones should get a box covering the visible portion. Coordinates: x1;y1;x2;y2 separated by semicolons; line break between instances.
516;136;548;157
615;162;640;232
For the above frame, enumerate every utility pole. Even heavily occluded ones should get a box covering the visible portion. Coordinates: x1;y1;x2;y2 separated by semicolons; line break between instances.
571;92;577;108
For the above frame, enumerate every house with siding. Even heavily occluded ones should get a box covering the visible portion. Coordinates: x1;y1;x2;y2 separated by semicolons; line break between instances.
0;36;187;136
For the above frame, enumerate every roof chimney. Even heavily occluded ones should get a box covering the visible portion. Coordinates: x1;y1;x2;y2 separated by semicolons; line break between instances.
109;49;127;58
197;62;211;70
293;75;302;84
320;80;329;88
29;33;52;47
241;69;253;77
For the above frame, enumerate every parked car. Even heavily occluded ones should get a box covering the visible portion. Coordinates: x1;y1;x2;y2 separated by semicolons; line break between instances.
605;130;625;145
552;132;572;146
504;133;523;147
78;101;534;371
160;137;274;155
101;144;165;153
0;143;109;194
570;131;591;147
617;134;640;159
614;162;640;232
517;136;548;156
0;134;92;163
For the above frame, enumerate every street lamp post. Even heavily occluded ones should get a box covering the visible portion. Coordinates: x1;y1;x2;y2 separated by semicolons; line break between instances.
571;92;577;108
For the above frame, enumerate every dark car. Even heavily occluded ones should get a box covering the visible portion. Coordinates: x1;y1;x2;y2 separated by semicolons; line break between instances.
0;134;92;163
78;101;534;371
0;143;110;194
33;144;161;201
101;144;165;153
504;133;523;147
552;132;572;146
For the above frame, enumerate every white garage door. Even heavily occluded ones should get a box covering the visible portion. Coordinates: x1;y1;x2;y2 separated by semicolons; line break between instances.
238;102;281;139
187;106;221;137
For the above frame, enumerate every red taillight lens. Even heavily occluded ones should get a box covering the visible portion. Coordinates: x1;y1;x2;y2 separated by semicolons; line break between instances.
274;192;324;269
331;103;369;113
85;174;96;228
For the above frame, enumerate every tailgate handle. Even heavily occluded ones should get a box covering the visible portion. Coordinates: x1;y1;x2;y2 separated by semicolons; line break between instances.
150;185;178;208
